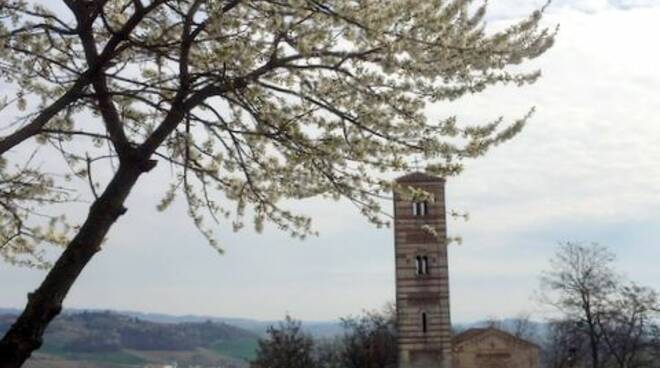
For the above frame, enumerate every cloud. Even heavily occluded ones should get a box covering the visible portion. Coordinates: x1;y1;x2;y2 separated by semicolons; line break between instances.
485;0;660;20
609;0;660;9
438;5;660;321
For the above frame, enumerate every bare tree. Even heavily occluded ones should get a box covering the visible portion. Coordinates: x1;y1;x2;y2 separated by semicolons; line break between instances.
511;313;538;342
599;283;659;368
542;319;588;368
540;242;619;368
540;243;660;368
338;310;398;368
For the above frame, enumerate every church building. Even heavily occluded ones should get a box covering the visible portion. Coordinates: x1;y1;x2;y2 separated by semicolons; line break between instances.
392;172;539;368
452;328;540;368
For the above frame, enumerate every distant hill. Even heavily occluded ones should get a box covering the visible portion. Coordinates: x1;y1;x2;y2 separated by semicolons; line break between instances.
0;311;257;352
0;311;259;368
0;307;344;337
0;308;20;315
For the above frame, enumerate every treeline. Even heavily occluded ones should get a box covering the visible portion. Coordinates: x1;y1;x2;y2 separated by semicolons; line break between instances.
0;311;257;353
251;311;398;368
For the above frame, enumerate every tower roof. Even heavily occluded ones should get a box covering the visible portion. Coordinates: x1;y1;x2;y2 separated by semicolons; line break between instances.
395;171;445;183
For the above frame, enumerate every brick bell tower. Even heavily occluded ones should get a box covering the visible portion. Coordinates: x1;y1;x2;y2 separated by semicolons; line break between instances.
394;172;451;368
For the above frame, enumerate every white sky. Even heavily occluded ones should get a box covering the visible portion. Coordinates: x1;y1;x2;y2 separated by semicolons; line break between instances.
2;1;660;323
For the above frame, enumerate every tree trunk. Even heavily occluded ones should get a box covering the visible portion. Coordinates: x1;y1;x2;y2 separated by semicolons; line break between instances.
589;325;600;368
0;160;152;368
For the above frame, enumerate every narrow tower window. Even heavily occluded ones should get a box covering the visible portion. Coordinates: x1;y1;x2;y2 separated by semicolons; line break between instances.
422;312;428;333
415;256;429;276
412;201;428;216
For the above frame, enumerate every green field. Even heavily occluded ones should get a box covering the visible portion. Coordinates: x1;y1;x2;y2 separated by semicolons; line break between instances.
32;340;256;367
42;349;145;366
212;338;259;361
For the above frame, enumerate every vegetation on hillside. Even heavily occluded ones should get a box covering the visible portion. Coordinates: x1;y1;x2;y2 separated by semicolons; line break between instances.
0;311;257;354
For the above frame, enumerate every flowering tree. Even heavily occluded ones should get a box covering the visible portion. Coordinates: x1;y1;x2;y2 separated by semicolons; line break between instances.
0;0;554;366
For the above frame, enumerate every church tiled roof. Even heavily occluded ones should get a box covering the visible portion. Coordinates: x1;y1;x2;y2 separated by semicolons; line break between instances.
453;328;488;345
453;327;540;349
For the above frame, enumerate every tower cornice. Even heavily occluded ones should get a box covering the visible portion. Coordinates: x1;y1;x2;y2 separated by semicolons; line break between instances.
395;171;445;184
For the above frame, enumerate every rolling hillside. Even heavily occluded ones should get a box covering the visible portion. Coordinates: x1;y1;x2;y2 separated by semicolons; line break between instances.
0;311;259;367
